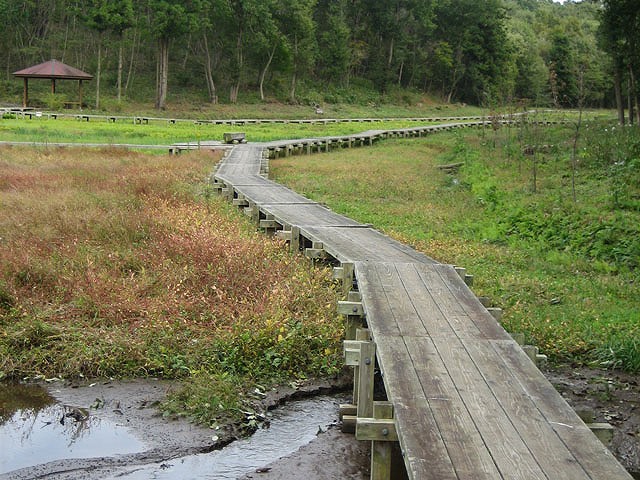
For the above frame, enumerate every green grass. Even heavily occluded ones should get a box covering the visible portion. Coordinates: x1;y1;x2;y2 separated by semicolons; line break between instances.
0;147;344;427
0;116;483;146
0;108;597;147
271;120;640;373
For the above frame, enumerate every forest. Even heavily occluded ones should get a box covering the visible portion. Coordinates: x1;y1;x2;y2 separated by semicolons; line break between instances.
0;0;638;116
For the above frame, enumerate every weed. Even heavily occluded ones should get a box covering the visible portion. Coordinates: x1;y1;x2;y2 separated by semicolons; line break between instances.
0;146;344;427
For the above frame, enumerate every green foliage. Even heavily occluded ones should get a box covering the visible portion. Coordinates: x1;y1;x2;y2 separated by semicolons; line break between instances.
581;123;640;210
42;93;65;111
85;0;134;35
0;0;614;109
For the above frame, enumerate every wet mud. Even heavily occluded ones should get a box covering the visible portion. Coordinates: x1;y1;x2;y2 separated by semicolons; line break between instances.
0;366;637;479
545;366;640;477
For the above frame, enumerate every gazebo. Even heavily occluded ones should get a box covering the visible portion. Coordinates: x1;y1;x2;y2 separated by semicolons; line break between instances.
13;59;93;109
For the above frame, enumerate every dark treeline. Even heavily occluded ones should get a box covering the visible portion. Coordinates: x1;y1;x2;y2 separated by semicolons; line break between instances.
0;0;638;115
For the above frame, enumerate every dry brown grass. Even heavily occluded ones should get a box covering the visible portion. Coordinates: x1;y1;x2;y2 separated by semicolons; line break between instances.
0;147;342;425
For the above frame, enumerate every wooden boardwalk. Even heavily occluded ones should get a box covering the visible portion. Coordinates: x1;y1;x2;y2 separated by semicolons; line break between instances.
211;127;633;480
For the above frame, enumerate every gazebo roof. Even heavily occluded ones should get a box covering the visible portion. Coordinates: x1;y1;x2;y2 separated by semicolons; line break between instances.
13;59;93;80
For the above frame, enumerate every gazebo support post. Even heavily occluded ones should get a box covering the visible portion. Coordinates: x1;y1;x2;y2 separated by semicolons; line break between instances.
51;78;56;94
79;80;83;110
23;78;28;108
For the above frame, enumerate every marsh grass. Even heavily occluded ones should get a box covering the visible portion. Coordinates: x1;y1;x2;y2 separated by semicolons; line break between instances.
271;122;640;372
0;116;481;146
0;146;343;425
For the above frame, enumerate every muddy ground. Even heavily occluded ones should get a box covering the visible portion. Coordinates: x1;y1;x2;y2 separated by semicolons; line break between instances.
1;375;370;480
1;366;637;479
544;366;639;477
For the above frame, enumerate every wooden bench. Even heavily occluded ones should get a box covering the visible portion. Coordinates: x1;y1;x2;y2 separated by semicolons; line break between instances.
223;132;247;144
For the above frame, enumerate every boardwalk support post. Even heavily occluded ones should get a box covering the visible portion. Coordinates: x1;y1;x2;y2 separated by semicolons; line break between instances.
232;194;248;207
275;225;300;252
243;202;260;225
487;307;503;322
333;262;355;297
588;423;615;446
305;241;327;260
259;214;278;233
340;329;372;433
357;401;397;480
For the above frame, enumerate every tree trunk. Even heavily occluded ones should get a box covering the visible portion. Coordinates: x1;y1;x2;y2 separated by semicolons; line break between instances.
614;66;625;125
290;70;297;102
290;35;298;103
156;37;169;110
259;45;276;101
95;40;102;109
125;28;139;97
630;65;640;125
117;42;123;102
203;34;217;104
627;64;634;125
231;27;243;104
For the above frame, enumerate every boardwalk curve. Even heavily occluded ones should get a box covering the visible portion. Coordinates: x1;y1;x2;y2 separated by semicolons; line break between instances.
210;121;633;480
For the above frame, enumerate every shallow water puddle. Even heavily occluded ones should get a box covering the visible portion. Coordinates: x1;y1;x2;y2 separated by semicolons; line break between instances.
0;383;146;474
1;383;342;479
104;395;341;479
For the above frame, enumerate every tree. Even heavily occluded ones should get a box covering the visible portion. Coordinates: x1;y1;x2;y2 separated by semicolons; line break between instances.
548;31;578;107
432;0;511;104
86;0;134;107
225;0;271;103
600;0;640;124
147;0;204;110
314;0;351;85
196;0;230;104
251;0;287;101
277;0;317;102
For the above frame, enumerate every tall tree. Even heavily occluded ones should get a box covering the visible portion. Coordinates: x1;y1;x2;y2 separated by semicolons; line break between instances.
198;0;230;104
147;0;203;110
548;31;578;107
432;0;511;104
600;0;640;124
314;0;351;85
279;0;317;102
86;0;134;107
250;0;286;101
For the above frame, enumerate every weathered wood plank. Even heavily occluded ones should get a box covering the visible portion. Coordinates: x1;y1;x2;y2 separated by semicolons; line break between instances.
402;336;508;479
457;338;590;480
375;336;459;480
301;226;437;264
492;340;633;479
367;263;430;337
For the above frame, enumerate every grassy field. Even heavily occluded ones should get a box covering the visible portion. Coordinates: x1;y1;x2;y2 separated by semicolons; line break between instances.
271;119;640;373
0;146;343;427
0;116;455;146
0;112;502;147
0;106;594;147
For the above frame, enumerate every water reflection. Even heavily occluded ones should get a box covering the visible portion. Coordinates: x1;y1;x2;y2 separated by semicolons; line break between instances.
105;395;342;479
0;383;54;424
0;383;145;474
